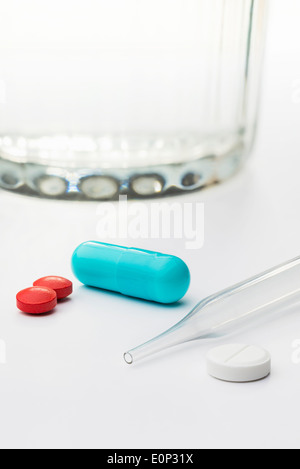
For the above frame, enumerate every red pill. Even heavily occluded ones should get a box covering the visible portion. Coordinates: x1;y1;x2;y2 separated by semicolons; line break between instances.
17;287;57;315
33;276;73;300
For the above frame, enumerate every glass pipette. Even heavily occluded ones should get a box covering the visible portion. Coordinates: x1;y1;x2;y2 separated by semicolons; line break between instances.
124;255;300;364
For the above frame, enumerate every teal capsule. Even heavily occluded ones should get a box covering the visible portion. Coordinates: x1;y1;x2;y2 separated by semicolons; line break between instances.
72;241;191;304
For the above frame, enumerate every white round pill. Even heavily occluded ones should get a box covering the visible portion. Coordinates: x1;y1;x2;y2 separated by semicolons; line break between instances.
207;344;271;383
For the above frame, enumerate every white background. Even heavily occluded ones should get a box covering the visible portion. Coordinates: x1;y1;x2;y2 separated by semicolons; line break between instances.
1;0;300;449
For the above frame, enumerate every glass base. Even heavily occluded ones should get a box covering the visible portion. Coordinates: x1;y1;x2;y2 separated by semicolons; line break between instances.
0;134;248;200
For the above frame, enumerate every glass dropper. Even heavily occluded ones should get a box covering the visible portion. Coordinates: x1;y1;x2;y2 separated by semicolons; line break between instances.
124;255;300;364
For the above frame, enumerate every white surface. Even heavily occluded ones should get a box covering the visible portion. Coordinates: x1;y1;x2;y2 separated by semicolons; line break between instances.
206;344;271;383
1;0;300;449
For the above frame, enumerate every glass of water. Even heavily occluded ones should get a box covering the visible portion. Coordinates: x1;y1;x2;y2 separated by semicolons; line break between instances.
0;0;268;200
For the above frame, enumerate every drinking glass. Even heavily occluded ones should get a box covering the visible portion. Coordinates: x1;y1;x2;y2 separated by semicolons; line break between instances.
0;0;268;200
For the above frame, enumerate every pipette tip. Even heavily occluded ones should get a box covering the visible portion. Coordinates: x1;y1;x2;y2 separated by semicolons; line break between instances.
124;352;133;365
